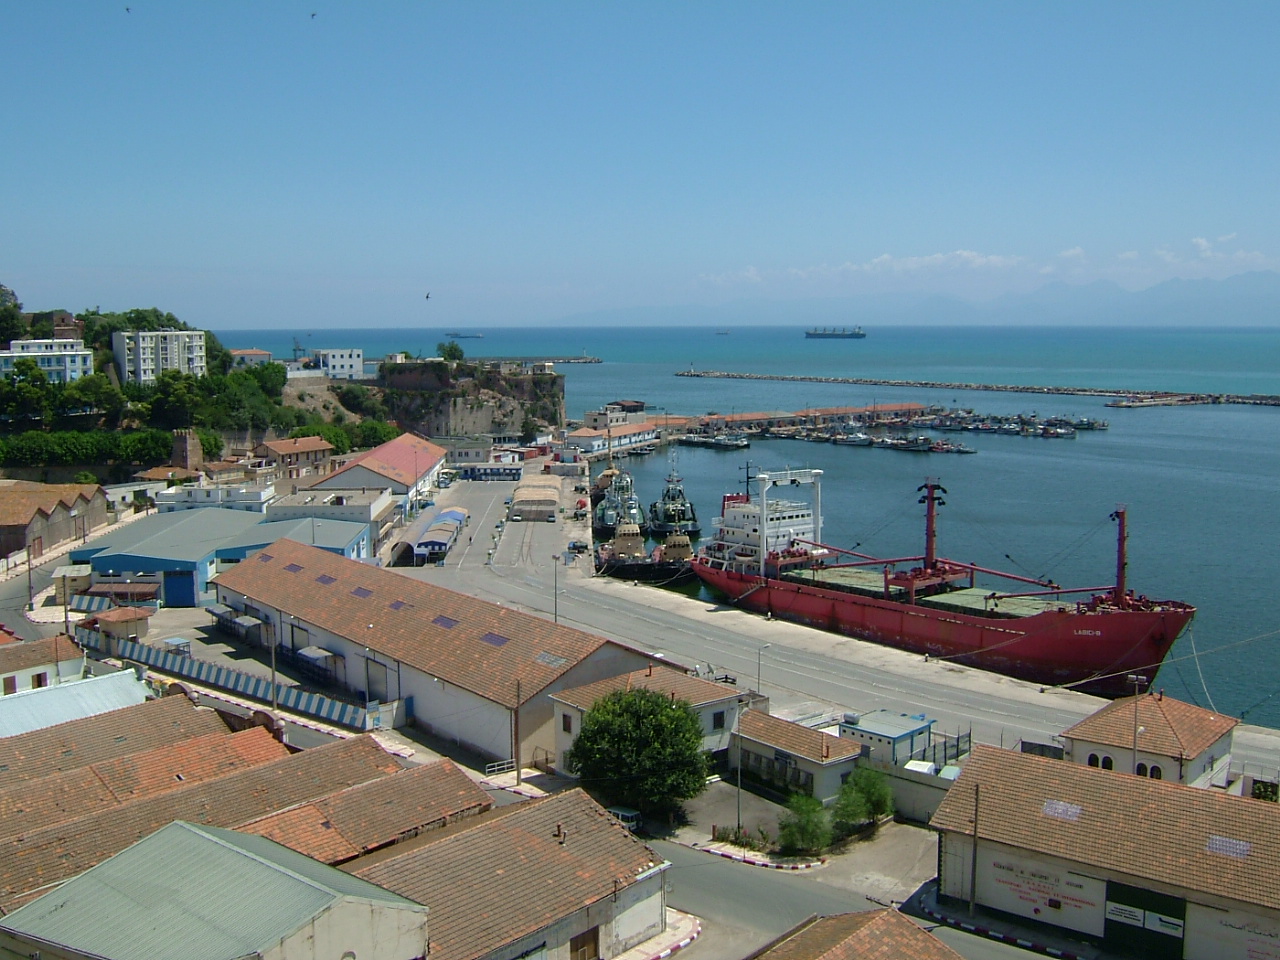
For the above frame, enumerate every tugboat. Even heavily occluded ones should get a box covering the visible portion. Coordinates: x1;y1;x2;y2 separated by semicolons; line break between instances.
596;524;696;585
595;470;646;540
648;464;701;538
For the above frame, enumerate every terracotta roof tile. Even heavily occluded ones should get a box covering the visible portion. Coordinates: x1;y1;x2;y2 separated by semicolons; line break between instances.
0;485;98;527
215;539;628;706
259;436;334;456
350;789;661;960
1061;693;1238;759
931;745;1280;911
552;666;739;711
756;911;964;960
238;758;492;862
0;697;230;783
738;710;861;765
325;433;445;487
0;727;287;841
0;636;81;676
0;734;400;911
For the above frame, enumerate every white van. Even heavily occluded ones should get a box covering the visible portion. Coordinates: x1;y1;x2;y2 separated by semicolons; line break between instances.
606;807;642;833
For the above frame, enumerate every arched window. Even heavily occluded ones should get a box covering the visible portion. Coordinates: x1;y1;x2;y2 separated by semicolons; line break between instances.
1101;756;1114;770
1151;766;1163;780
1136;763;1148;777
1088;754;1099;767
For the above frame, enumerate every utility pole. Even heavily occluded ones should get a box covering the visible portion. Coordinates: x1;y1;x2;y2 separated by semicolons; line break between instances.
1128;673;1148;774
514;679;522;786
969;783;981;917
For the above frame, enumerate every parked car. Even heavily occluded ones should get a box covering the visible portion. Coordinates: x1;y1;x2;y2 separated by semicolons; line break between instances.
566;540;589;554
546;514;556;523
606;807;642;833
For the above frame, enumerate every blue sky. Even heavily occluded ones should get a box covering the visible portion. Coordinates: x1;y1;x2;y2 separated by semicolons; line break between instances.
4;2;1278;328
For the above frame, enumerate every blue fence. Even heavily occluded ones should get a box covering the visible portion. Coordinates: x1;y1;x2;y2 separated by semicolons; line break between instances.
78;628;369;729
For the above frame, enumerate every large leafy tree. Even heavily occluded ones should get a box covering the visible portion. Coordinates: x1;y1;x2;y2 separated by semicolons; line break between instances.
565;688;709;814
0;303;26;346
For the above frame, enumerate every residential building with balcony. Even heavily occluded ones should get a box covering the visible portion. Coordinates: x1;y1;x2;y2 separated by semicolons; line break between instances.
112;329;207;384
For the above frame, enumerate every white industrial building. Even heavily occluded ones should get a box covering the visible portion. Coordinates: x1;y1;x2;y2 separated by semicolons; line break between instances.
311;347;364;379
213;539;653;763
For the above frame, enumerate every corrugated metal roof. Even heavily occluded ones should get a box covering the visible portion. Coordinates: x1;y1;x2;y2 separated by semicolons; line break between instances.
0;671;148;738
72;508;264;564
0;821;424;960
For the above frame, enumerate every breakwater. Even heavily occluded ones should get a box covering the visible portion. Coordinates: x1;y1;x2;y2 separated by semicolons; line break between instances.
674;369;1280;407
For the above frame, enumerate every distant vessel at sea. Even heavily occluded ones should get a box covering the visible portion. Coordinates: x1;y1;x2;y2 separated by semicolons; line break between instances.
445;332;485;339
806;326;866;339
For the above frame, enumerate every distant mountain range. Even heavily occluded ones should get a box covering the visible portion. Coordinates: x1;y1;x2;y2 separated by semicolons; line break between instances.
558;270;1280;327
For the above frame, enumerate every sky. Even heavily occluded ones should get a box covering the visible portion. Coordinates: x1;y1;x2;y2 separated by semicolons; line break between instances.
4;2;1279;329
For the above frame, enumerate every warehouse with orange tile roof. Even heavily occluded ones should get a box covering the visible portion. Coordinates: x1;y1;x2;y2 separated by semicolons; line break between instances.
931;744;1280;960
213;539;654;764
349;789;668;960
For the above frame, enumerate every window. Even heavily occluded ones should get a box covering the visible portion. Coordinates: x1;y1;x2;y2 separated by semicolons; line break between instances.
712;710;726;730
1101;756;1114;770
562;713;572;734
1151;766;1163;780
1087;754;1099;767
2;676;14;696
1136;763;1148;777
32;673;48;689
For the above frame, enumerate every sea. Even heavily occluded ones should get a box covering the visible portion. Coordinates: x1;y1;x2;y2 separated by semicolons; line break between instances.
218;325;1280;726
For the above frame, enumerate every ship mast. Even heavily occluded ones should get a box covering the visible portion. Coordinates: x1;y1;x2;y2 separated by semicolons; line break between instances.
1111;505;1128;607
918;479;946;572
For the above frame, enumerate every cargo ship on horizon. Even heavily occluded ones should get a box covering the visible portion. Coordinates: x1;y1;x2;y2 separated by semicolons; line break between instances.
805;326;866;339
691;471;1194;698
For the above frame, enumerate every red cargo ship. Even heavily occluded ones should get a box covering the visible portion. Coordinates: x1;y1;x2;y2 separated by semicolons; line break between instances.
691;471;1194;698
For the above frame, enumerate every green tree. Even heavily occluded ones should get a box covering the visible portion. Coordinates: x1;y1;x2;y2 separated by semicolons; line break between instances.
565;688;709;814
436;340;465;362
347;419;400;449
831;767;894;839
73;470;98;484
195;429;224;461
3;357;54;424
776;794;832;855
0;303;26;346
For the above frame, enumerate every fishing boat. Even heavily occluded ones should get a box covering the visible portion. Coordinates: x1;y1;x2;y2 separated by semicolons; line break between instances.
648;465;701;537
805;327;866;339
595;525;696;585
691;471;1194;697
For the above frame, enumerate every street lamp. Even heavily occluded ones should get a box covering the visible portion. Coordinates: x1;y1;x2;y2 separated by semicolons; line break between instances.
551;555;561;623
1127;673;1148;774
757;643;771;693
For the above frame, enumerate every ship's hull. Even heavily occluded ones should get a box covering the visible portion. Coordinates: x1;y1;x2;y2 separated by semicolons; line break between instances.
648;520;702;538
691;561;1192;697
597;557;696;585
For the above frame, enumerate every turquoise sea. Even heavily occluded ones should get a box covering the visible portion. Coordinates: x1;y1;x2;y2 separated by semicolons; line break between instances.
219;325;1280;725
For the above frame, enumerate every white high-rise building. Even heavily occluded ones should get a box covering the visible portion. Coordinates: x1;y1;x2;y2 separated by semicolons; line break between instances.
112;329;207;384
0;339;95;383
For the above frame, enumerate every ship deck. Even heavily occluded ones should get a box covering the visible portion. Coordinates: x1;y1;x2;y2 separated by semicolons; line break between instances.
783;566;1073;620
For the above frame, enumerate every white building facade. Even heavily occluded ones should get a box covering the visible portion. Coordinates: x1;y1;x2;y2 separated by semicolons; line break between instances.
0;339;95;383
312;348;364;380
112;329;207;384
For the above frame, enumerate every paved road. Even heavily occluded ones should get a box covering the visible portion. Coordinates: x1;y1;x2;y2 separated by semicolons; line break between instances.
655;841;1032;960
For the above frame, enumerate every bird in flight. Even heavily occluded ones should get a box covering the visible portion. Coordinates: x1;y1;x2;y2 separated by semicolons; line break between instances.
425;292;431;300
311;12;316;18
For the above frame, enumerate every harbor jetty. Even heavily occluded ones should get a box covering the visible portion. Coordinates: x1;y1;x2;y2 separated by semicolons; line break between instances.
674;369;1280;407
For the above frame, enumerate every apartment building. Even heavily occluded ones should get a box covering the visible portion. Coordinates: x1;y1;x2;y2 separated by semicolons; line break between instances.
112;329;207;384
0;338;94;383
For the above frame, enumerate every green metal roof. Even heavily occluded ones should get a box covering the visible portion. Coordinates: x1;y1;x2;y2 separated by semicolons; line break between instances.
0;821;424;960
